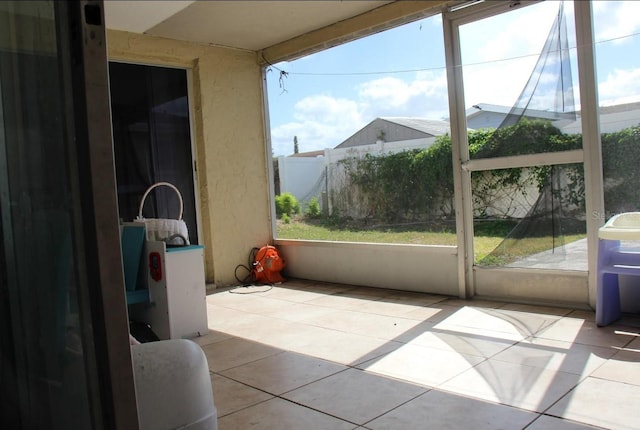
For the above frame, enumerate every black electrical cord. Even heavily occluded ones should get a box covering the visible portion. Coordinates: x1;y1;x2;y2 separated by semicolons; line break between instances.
234;247;258;284
231;247;274;294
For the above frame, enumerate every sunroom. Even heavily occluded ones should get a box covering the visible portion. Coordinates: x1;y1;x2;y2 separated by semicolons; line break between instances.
104;0;638;310
2;0;640;428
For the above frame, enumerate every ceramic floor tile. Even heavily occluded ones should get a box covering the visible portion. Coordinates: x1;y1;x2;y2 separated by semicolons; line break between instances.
220;351;347;395
210;374;273;417
295;330;404;366
207;289;262;307
491;337;615;376
432;321;527;343
253;285;341;303
303;293;367;310
547;377;640;430
284;282;347;291
220;313;306;340
217;397;356;430
305;293;386;311
345;298;430;318
341;286;398;298
441;298;505;308
193;328;233;346
403;304;462;323
223;284;279;296
613;330;640;344
435;306;559;338
260;301;339;323
290;281;360;296
283;368;426;425
217;313;396;360
366;389;537;430
527;414;606;430
274;279;317;288
206;304;278;333
205;302;262;328
203;281;640;430
201;336;283;372
298;308;427;341
207;288;281;308
217;294;297;316
534;317;632;349
625;335;640;350
590;346;640;386
566;309;596;321
499;303;573;317
379;291;449;307
429;306;491;326
440;359;580;412
615;314;640;330
396;328;517;358
206;312;292;343
489;308;566;334
357;343;485;387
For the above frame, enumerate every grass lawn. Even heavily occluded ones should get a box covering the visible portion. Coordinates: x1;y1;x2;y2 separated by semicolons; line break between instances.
276;218;586;264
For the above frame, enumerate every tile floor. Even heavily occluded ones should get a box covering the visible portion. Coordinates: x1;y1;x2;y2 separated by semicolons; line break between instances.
194;279;640;430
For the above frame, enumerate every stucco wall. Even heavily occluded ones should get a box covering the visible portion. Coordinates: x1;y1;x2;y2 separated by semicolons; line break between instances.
107;30;272;287
276;240;459;296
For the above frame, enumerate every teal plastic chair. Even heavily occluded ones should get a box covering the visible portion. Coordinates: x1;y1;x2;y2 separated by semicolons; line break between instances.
121;224;150;304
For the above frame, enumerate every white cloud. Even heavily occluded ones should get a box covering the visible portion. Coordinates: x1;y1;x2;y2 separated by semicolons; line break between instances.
598;67;640;106
464;1;560;64
592;2;640;106
358;76;414;108
462;56;535;108
293;95;359;123
357;71;449;119
594;1;640;44
268;1;640;157
269;72;451;156
460;1;581;110
270;95;364;156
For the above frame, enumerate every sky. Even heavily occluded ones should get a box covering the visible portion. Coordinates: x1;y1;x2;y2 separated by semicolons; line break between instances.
265;1;640;157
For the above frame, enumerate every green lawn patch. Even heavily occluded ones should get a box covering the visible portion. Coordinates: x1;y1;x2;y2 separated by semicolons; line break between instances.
276;218;585;263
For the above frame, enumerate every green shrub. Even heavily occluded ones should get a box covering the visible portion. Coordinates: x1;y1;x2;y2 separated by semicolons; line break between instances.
305;197;321;218
281;213;291;224
338;120;591;222
275;192;300;218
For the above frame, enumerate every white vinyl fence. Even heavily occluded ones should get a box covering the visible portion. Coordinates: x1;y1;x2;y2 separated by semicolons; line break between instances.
277;138;436;215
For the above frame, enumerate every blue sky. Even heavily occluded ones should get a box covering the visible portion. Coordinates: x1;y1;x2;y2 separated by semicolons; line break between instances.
266;1;640;157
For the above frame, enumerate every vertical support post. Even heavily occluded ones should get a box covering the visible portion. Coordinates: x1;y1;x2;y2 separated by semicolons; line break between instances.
443;11;474;298
574;0;604;309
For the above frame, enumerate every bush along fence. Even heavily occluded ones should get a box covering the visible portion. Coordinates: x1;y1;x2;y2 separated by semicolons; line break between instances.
323;120;640;225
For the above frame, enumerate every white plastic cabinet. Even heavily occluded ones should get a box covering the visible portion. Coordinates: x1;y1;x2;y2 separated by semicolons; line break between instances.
138;241;209;340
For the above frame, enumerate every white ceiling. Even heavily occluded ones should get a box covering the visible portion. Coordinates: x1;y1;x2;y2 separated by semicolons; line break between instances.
103;1;394;52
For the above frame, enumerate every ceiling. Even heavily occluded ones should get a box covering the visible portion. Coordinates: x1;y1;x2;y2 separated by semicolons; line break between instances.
103;1;395;52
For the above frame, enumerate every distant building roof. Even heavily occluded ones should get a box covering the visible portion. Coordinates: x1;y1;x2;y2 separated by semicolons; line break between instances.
596;101;640;115
559;101;640;134
288;150;325;158
466;101;640;133
335;117;450;149
465;103;570;122
379;117;452;136
467;101;640;118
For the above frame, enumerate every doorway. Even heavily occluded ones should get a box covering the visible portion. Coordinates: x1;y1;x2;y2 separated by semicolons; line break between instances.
109;62;199;244
445;1;589;303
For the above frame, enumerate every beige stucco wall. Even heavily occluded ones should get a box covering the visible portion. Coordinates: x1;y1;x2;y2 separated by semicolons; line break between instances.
107;30;273;287
277;240;459;296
